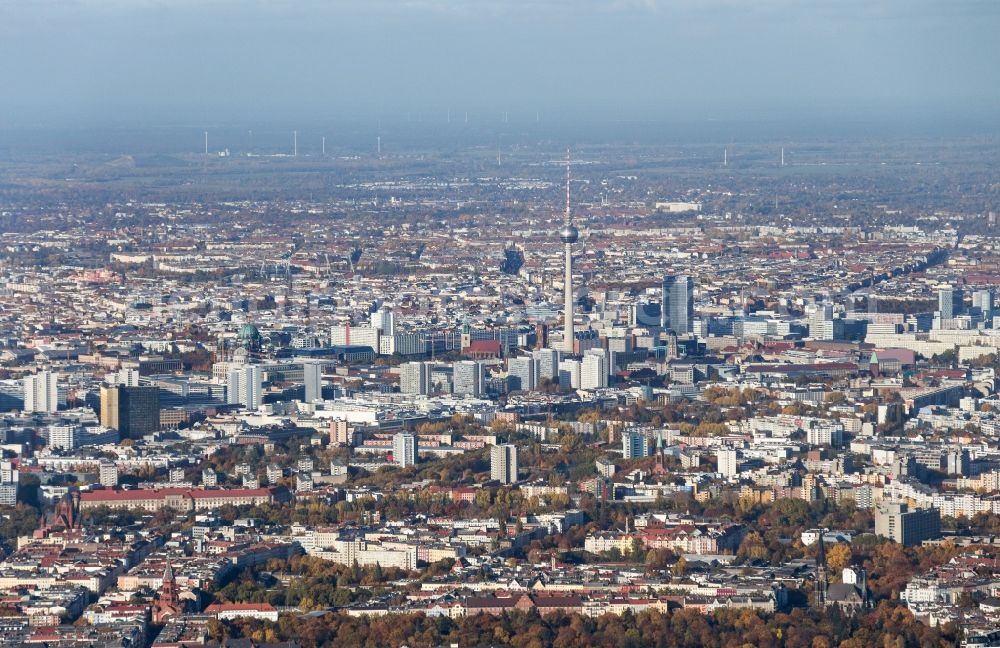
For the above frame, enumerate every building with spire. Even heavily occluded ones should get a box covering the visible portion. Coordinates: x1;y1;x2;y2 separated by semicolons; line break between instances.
653;434;667;475
813;536;828;609
813;539;871;612
153;563;184;624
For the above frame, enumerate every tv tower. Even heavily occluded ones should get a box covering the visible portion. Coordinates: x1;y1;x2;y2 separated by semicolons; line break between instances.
559;149;579;354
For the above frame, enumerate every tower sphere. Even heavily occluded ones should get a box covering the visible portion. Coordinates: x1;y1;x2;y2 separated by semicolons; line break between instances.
559;223;579;244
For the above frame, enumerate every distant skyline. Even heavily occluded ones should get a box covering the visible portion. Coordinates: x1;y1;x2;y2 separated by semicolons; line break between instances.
1;0;999;127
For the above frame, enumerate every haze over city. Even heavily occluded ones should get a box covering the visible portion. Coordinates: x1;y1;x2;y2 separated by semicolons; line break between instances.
2;0;999;128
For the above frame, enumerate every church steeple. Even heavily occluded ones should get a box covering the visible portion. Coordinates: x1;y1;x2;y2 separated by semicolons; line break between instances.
814;538;828;608
654;433;666;474
154;562;183;624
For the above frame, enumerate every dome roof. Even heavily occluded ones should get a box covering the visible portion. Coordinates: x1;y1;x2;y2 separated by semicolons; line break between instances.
238;323;261;340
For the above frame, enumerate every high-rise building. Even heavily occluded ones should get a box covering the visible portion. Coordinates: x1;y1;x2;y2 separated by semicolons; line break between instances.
532;348;559;383
202;469;218;487
581;352;608;391
717;449;739;479
453;361;484;397
227;365;262;410
400;362;433;395
808;304;835;341
664;331;679;360
973;289;994;324
23;371;58;413
507;357;536;392
329;419;353;445
108;368;141;387
558;359;581;390
296;472;313;492
0;461;18;506
392;433;417;467
491;444;519;484
99;461;119;487
48;425;77;451
946;449;971;476
98;385;116;428
372;308;395;336
303;362;322;403
661;275;694;333
938;285;963;319
874;503;941;546
534;322;548;350
330;324;379;348
622;429;648;459
100;385;161;439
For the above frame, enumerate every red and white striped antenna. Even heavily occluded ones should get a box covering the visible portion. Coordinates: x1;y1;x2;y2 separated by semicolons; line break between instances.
564;148;571;224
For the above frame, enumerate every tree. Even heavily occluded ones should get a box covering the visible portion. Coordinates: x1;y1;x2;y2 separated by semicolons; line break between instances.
737;531;770;563
827;543;852;573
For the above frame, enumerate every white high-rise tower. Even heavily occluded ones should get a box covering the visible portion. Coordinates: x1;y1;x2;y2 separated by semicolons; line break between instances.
559;150;578;354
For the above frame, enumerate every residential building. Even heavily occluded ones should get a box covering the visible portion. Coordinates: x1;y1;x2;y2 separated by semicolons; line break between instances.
622;430;648;459
491;444;518;484
581;351;608;391
558;359;581;390
453;361;484;397
400;361;433;396
532;348;559;383
718;449;739;479
508;357;536;392
48;425;77;451
0;461;17;506
226;365;262;410
393;433;417;467
99;461;119;487
23;371;58;413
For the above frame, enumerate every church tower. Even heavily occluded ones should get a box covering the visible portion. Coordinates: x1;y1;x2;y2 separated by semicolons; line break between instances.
654;434;666;475
813;538;828;608
154;562;183;624
858;568;871;609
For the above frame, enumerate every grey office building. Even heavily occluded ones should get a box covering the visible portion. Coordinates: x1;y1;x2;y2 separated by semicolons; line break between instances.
938;286;963;319
507;357;536;392
661;275;694;333
875;503;941;546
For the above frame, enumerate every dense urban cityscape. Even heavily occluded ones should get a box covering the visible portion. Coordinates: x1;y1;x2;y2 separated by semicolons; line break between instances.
2;0;1000;647
0;122;997;647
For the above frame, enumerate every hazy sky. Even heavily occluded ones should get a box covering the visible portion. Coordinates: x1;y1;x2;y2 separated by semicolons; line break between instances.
1;0;999;126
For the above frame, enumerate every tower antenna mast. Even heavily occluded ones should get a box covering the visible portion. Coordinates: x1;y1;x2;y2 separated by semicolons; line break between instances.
559;148;579;354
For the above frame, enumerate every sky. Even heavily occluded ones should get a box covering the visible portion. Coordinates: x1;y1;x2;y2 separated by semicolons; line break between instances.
1;0;999;127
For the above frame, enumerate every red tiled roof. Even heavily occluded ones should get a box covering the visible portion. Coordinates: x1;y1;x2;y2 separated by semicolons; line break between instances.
466;340;501;353
205;603;276;612
80;487;275;502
